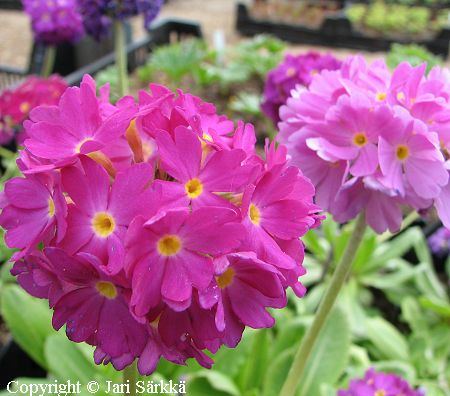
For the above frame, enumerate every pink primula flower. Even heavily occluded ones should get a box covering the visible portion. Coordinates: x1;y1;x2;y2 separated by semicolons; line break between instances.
125;207;244;315
279;55;450;233
0;172;67;255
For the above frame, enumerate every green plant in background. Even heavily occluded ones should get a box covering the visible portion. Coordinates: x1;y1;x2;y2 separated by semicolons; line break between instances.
347;1;448;37
228;93;262;117
387;44;443;73
95;65;121;103
137;38;209;86
137;34;285;93
200;34;285;91
232;34;286;79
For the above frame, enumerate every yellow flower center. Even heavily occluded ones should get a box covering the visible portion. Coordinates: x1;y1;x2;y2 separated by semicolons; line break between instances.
374;390;386;396
249;203;261;225
92;212;116;238
216;267;235;289
48;197;55;217
352;132;368;147
202;133;213;143
396;144;410;161
157;235;182;257
185;178;203;199
142;141;154;160
397;92;405;101
376;92;387;101
20;102;30;114
310;69;318;76
75;137;94;154
95;281;117;299
286;67;296;77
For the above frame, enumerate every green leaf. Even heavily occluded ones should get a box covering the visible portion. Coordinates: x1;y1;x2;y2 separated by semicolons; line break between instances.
297;308;351;396
264;308;350;396
365;227;422;273
420;382;447;396
1;284;53;369
365;317;410;361
238;329;270;391
360;260;426;289
271;317;307;357
44;333;98;383
262;347;295;396
212;329;254;380
302;229;328;261
401;297;428;335
229;93;262;116
338;281;367;337
419;296;450;318
372;361;417;383
187;372;240;396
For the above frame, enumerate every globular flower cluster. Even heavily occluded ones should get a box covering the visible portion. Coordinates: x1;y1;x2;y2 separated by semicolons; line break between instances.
23;0;84;45
0;75;67;145
78;0;163;41
0;75;321;374
262;51;341;125
279;56;450;234
338;368;424;396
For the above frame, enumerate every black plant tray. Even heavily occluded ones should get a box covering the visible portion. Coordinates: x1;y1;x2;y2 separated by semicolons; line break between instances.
0;0;22;10
236;2;450;56
0;339;46;389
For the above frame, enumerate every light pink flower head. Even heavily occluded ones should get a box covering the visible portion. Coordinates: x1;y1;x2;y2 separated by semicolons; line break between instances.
279;56;450;233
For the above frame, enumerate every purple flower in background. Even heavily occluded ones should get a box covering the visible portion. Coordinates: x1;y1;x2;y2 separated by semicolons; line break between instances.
23;0;84;45
428;226;450;257
77;0;163;41
338;368;425;396
261;51;342;125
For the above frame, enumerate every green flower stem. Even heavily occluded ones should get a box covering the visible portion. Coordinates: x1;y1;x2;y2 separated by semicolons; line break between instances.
123;362;137;396
42;46;56;77
279;212;367;396
114;20;128;96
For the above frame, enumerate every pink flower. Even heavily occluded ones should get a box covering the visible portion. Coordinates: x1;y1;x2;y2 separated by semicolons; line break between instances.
262;51;342;124
0;75;67;145
279;55;450;233
59;157;155;274
338;368;424;396
125;207;245;315
155;127;255;209
46;248;147;365
241;165;317;273
0;172;67;255
379;116;448;199
199;252;286;346
2;76;322;375
24;76;135;165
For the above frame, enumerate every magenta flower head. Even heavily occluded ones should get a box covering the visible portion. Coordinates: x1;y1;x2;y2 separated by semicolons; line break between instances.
338;368;425;396
262;51;342;125
23;0;84;45
0;75;67;145
78;0;163;40
0;75;322;374
279;56;450;234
